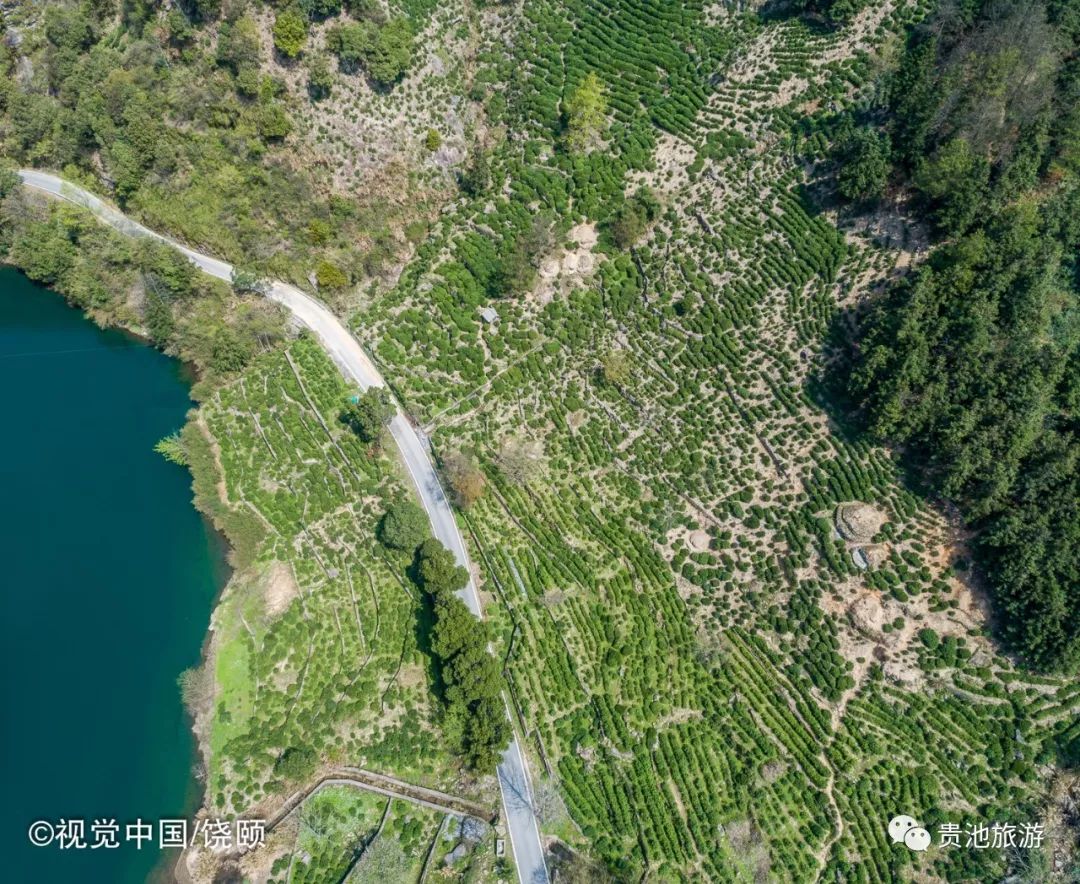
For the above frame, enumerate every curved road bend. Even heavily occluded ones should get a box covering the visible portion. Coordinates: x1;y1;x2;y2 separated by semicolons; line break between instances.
17;169;549;884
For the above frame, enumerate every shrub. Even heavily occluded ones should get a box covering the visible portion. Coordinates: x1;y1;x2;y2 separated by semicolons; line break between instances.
442;450;486;508
600;349;632;386
272;6;308;59
328;17;414;86
252;103;292;140
274;746;317;781
307;53;334;100
315;259;348;289
342;387;395;442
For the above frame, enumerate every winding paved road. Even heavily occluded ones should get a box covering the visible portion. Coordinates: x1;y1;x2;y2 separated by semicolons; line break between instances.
17;169;549;884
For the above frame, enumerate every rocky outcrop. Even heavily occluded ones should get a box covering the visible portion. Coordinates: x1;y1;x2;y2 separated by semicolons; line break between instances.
835;502;886;543
847;595;899;646
852;543;888;570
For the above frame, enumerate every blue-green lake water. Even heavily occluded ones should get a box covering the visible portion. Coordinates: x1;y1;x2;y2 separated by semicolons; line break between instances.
0;267;228;883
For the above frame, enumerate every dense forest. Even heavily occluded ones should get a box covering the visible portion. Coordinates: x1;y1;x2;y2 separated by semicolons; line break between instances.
837;0;1080;671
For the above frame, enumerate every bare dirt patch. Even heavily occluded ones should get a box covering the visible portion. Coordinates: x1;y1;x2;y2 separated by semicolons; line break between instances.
1046;772;1080;877
263;561;300;618
533;222;601;305
397;663;426;690
630;132;696;195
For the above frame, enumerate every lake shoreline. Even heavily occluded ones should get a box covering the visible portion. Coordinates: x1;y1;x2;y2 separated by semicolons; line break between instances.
160;508;235;884
0;263;237;884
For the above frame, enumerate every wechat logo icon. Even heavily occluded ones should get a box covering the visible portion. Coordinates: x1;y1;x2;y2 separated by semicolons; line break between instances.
889;814;931;852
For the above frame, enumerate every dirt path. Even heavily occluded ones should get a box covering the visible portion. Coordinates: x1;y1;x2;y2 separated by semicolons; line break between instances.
263;766;497;833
